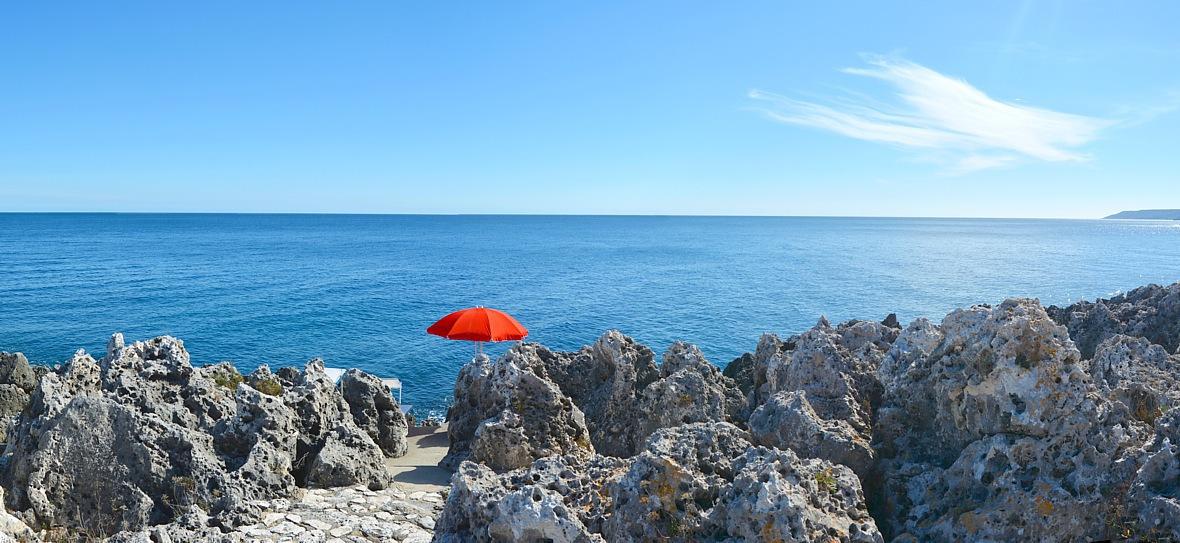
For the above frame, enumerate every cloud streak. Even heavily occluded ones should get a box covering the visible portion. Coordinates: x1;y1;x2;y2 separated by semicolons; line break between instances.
750;56;1113;173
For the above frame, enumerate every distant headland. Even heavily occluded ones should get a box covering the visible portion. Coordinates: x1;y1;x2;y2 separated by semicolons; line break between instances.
1105;209;1180;219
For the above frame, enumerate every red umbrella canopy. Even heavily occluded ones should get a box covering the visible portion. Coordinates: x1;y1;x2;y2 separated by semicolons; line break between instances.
427;307;528;342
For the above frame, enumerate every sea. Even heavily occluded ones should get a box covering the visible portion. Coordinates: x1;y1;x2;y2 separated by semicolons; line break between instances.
3;213;1179;416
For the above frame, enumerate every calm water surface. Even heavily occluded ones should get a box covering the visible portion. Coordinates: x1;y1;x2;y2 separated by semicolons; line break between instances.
3;214;1179;415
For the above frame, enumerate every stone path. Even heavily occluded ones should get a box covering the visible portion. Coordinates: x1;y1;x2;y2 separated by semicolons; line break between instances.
235;485;445;543
387;424;452;494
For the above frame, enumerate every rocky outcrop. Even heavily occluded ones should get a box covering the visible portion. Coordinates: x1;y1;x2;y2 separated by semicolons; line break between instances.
0;334;399;538
1090;334;1180;424
443;332;749;470
630;342;748;447
874;299;1152;541
520;331;659;458
341;369;410;457
441;347;594;472
1049;282;1180;357
436;422;882;542
0;353;38;424
749;390;875;477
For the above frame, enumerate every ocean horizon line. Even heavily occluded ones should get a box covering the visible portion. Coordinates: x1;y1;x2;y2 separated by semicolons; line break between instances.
0;210;1132;221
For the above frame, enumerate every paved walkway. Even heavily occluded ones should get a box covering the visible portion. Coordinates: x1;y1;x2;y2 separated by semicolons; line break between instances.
387;424;453;494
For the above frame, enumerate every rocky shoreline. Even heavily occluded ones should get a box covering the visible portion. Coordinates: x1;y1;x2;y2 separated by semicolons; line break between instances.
1;281;1179;541
431;281;1180;542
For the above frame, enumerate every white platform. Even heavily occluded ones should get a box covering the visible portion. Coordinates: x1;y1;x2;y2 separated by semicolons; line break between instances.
324;367;403;405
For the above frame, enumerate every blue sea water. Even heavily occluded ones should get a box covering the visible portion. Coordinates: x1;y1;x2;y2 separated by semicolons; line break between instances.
3;213;1180;416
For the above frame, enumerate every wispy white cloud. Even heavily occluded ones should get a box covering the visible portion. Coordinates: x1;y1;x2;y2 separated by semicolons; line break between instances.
750;55;1114;173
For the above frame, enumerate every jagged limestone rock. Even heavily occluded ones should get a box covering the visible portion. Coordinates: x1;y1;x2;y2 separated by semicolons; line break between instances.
1049;282;1180;357
437;422;883;543
340;368;409;457
0;334;393;537
442;346;594;472
749;390;875;477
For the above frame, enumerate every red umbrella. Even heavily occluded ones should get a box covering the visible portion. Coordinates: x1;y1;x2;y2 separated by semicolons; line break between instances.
427;306;528;354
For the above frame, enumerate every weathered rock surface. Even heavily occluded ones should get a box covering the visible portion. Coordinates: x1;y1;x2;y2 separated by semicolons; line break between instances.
520;331;659;458
749;390;875;477
441;347;594;472
0;352;38;424
0;334;399;538
1050;281;1180;357
874;298;1153;542
341;368;410;457
436;422;883;542
443;332;750;473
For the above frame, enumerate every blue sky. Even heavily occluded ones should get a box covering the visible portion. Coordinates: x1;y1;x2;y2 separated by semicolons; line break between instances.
1;1;1177;217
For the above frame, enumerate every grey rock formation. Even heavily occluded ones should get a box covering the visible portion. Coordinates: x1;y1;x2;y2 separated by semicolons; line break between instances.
340;368;409;457
278;359;391;489
520;331;659;458
1090;334;1180;424
304;423;392;489
711;447;883;543
722;352;755;396
749;390;875;477
0;352;39;424
0;353;36;394
0;334;392;537
442;346;594;472
630;342;747;449
436;422;883;543
1049;281;1180;357
875;299;1151;541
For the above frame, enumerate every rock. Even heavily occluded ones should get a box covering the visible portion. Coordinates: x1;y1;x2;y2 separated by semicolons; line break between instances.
521;331;659;458
1089;334;1180;423
0;353;36;393
749;317;888;472
280;359;391;487
874;299;1152;541
601;423;753;541
304;424;391;490
442;346;593;472
0;488;32;541
0;386;29;424
108;505;243;542
0;334;397;537
339;369;408;457
1049;281;1180;358
1124;408;1180;541
630;342;747;449
711;447;883;543
438;422;882;542
749;390;875;477
722;352;755;397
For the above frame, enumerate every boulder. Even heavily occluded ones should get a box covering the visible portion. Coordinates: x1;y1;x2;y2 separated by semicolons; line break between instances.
0;353;36;393
630;342;747;449
521;331;659;458
1089;334;1180;423
339;368;409;457
304;423;391;489
442;346;594;472
1049;281;1180;358
722;352;755;397
0;386;29;424
436;422;883;542
749;390;875;477
711;447;883;543
0;334;393;537
874;299;1153;541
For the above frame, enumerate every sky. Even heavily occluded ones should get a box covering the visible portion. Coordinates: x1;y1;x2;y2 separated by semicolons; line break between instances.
1;1;1177;218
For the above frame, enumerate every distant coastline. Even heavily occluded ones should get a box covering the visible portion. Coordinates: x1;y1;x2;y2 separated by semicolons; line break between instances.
1105;209;1180;220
